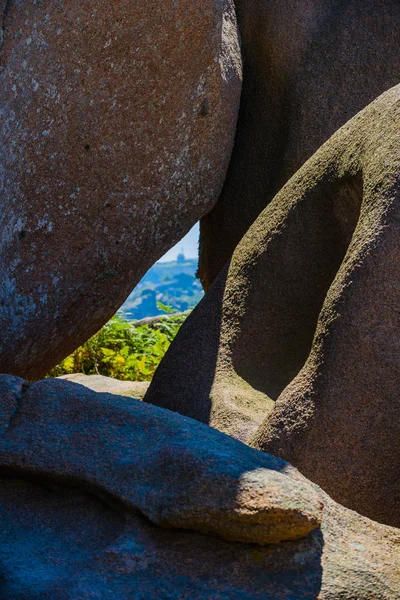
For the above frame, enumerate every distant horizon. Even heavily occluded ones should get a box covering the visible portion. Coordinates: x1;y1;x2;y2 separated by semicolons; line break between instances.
158;222;199;262
156;255;198;264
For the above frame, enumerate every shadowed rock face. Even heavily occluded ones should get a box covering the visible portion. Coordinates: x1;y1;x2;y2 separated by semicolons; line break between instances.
198;0;400;289
0;3;400;596
3;478;400;600
0;0;242;379
1;376;400;599
146;84;400;528
0;376;323;546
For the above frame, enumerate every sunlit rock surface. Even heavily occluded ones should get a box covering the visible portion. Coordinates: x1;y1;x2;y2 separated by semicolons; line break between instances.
0;0;241;379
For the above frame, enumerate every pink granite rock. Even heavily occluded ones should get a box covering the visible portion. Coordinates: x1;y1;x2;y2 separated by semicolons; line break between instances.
146;84;400;527
0;0;241;378
0;376;322;546
0;376;399;598
198;0;400;289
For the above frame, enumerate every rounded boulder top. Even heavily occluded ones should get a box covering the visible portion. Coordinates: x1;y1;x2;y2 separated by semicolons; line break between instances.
0;0;242;378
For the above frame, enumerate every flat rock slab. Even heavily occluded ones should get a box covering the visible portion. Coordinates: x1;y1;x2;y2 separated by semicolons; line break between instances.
0;376;322;546
0;376;399;598
0;475;399;599
58;374;149;399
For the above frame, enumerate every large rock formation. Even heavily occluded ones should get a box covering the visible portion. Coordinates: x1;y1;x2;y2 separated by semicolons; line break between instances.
1;376;400;599
198;0;400;288
0;0;241;379
146;84;400;527
0;376;322;546
1;3;400;596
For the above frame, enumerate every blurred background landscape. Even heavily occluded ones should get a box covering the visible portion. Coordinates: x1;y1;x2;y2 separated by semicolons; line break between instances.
120;222;203;319
49;223;203;381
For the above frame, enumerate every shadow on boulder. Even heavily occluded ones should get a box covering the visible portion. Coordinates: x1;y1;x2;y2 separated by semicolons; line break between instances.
146;84;400;528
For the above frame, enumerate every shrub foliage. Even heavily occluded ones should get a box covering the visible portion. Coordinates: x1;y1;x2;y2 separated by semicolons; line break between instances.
47;312;186;381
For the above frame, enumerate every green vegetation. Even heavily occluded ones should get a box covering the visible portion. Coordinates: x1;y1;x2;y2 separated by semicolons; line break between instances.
47;256;203;381
47;311;186;381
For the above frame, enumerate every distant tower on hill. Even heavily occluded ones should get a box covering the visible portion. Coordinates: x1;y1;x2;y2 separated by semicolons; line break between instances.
177;247;186;263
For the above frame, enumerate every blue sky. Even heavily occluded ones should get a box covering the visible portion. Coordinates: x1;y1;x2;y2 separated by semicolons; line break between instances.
159;221;199;262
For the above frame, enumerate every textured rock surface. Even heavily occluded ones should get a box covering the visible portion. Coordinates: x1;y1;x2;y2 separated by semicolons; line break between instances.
58;373;149;398
198;0;400;288
0;0;242;379
0;376;322;545
1;465;400;599
0;375;24;436
146;282;275;444
146;85;400;527
0;379;400;599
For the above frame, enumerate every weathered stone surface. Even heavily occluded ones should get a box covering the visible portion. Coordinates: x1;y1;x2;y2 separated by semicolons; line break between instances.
0;375;24;436
146;85;400;527
58;373;149;399
0;377;322;546
1;454;400;598
198;0;400;289
0;0;242;379
146;287;275;444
